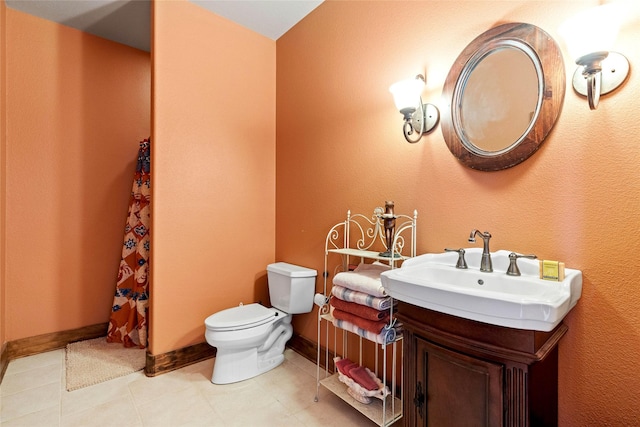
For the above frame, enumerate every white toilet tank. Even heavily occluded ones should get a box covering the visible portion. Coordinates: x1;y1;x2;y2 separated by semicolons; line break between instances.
267;262;317;314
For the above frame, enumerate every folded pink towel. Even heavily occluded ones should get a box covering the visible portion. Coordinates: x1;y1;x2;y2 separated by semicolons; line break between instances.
350;366;379;391
335;358;358;379
330;296;390;322
333;356;391;404
331;307;388;334
332;317;402;345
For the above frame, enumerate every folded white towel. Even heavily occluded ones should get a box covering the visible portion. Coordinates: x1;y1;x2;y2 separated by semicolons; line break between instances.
333;262;389;297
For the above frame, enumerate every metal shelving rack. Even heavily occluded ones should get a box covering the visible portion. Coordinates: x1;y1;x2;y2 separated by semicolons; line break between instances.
314;206;417;427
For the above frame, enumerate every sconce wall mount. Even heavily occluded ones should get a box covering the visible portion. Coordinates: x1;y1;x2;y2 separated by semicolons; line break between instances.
572;51;629;109
403;103;439;142
389;74;440;143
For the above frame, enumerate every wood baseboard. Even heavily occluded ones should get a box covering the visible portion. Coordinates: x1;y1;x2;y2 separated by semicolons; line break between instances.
6;323;109;360
286;332;335;373
0;342;9;385
287;332;316;363
145;342;216;377
0;322;109;385
144;333;325;378
0;327;320;386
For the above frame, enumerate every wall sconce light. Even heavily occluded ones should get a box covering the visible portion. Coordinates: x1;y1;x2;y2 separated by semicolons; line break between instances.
559;3;630;110
389;74;440;143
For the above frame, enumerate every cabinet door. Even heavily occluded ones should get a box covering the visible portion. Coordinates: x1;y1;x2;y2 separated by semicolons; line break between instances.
414;337;503;427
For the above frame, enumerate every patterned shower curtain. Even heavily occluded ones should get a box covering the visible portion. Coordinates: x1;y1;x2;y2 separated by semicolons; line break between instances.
107;138;150;348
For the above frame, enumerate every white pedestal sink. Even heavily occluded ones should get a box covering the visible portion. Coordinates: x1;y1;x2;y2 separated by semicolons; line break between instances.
380;248;582;331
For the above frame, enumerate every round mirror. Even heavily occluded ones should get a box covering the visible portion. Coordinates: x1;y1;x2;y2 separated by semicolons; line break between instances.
441;23;565;171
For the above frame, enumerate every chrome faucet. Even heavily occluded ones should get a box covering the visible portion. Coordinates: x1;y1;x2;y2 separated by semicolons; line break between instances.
468;229;492;272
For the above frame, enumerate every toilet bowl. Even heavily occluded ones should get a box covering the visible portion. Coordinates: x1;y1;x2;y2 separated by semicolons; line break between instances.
204;262;317;384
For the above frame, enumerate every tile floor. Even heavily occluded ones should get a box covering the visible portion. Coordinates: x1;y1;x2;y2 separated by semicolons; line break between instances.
0;348;390;426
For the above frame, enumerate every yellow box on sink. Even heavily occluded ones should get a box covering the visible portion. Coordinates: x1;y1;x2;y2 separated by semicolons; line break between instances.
540;260;565;281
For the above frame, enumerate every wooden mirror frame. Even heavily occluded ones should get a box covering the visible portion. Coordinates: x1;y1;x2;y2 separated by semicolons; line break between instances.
441;23;565;172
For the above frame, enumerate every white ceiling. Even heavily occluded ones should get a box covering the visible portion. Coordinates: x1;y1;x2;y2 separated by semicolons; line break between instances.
5;0;323;52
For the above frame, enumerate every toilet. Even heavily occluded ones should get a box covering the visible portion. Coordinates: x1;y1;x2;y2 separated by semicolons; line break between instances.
204;262;317;384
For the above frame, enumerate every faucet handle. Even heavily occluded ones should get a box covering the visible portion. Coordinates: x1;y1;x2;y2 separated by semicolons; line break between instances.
445;248;468;269
507;252;537;276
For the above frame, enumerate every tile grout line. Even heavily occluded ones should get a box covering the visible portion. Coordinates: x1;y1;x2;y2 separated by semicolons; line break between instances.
126;375;145;427
59;352;64;426
0;350;65;424
3;347;378;427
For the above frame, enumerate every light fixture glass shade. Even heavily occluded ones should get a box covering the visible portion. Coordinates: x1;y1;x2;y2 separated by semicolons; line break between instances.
559;3;624;60
389;77;425;112
559;2;631;110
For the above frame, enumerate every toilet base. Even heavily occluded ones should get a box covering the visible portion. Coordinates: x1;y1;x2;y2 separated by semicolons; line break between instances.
211;348;285;384
210;320;293;384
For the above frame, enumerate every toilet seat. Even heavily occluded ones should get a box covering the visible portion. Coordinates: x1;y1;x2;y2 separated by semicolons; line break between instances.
205;303;279;331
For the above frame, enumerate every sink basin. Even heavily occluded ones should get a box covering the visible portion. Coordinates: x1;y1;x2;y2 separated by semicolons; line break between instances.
380;249;582;331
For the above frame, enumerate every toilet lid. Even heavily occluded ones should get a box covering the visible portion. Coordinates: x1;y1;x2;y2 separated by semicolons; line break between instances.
205;303;277;331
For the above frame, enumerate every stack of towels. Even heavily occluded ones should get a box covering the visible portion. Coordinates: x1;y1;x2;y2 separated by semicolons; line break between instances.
330;262;401;345
334;356;389;404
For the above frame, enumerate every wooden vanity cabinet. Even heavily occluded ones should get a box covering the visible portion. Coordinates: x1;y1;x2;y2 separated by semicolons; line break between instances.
396;302;567;427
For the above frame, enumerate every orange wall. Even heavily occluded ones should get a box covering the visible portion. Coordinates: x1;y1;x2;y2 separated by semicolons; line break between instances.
150;0;276;355
1;0;6;350
3;9;150;341
276;1;640;425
